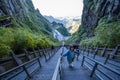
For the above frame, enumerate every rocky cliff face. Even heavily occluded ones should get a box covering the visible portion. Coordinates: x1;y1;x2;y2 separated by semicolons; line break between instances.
0;0;52;33
0;0;28;20
82;0;120;36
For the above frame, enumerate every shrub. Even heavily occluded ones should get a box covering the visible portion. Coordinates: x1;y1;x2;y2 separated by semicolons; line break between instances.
0;44;10;58
80;17;120;47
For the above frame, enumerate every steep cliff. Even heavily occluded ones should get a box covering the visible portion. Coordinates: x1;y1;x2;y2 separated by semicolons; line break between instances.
67;0;120;47
0;0;27;20
0;0;52;33
82;0;120;36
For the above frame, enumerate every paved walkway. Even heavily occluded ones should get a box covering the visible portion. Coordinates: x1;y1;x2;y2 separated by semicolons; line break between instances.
2;47;120;80
30;47;95;80
30;48;62;80
61;48;95;80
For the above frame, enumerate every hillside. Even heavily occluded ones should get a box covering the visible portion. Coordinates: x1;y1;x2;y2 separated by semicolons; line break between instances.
44;15;68;26
44;16;81;34
52;21;70;36
0;0;59;58
66;0;120;47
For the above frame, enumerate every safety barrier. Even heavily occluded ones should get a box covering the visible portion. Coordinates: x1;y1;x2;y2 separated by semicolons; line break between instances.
52;47;64;80
81;55;120;80
0;46;60;80
80;45;120;69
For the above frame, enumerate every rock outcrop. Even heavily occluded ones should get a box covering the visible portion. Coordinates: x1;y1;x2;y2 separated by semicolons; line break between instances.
0;0;52;33
0;0;27;20
82;0;120;36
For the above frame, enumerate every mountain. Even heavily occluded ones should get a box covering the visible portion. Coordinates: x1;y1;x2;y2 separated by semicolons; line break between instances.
44;16;81;34
66;19;81;34
51;21;70;36
67;0;120;47
44;15;68;26
0;0;59;57
0;0;53;34
82;0;120;37
56;16;81;34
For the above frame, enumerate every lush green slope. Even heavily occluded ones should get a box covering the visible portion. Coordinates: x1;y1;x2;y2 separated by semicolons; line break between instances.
0;0;60;58
80;17;120;47
66;17;120;47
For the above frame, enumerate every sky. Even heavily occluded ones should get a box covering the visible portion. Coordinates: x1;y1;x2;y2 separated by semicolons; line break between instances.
32;0;83;17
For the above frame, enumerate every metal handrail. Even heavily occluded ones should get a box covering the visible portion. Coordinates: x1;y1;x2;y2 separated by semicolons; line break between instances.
0;47;60;80
80;47;120;66
81;56;120;79
0;57;38;77
52;57;62;80
52;47;64;80
81;46;120;57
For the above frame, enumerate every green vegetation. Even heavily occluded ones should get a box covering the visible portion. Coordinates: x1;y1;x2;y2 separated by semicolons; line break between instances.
56;26;71;36
80;17;120;47
0;0;60;58
0;15;9;21
0;14;60;58
0;25;59;58
52;21;70;36
66;25;87;44
66;16;120;48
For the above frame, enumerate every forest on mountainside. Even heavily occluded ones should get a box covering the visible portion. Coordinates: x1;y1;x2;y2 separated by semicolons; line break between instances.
66;0;120;48
0;0;60;58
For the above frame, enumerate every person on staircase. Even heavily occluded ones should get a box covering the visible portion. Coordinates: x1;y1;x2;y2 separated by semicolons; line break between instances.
62;45;77;67
73;45;80;61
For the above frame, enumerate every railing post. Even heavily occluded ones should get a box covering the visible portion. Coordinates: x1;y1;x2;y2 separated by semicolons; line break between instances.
87;48;89;56
49;48;51;58
90;63;98;77
51;48;53;56
110;45;119;59
83;47;86;55
32;48;42;68
45;48;50;59
32;48;37;58
24;49;31;60
22;66;32;78
104;54;110;64
81;56;85;66
10;50;22;65
101;46;107;57
93;47;98;59
37;58;42;67
42;48;47;62
38;47;42;57
10;50;31;78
